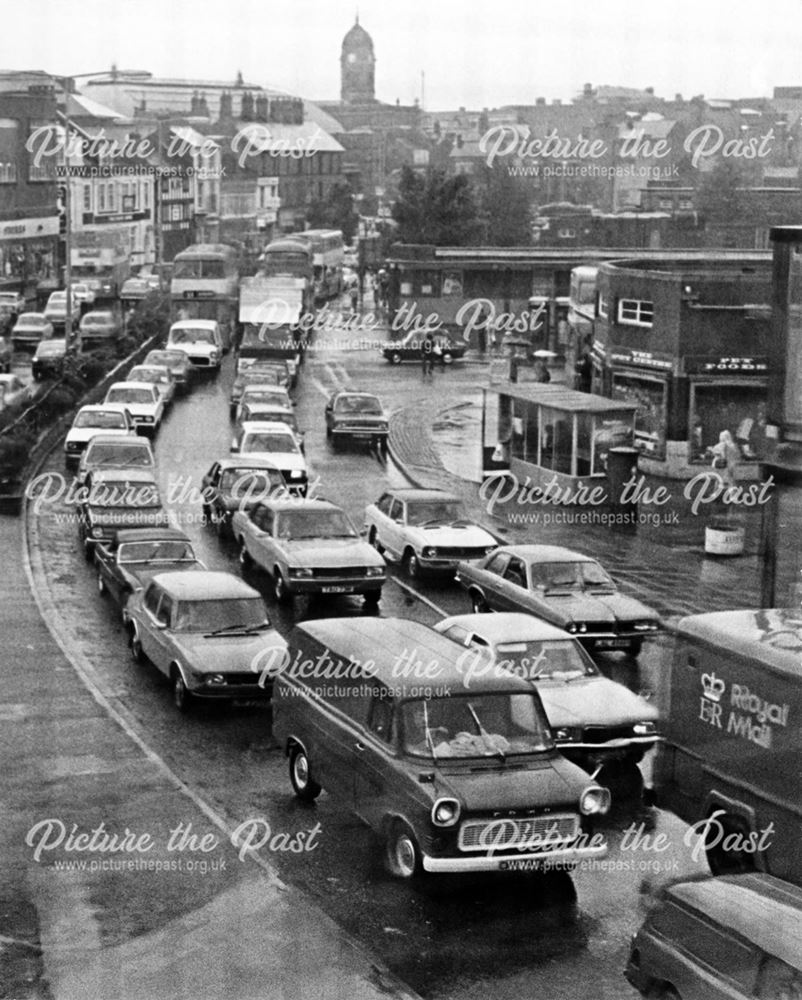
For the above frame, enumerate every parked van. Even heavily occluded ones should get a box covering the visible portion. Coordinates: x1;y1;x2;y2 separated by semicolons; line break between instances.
654;609;802;882
271;617;611;880
625;873;802;999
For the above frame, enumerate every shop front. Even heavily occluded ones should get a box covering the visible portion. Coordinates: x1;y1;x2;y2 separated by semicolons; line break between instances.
0;216;59;305
608;349;675;463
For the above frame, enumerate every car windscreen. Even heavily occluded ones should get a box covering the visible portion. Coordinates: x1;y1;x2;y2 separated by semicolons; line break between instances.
406;501;463;526
35;342;65;356
131;368;169;383
74;410;126;429
334;395;382;414
490;639;598;681
18;314;45;326
219;469;284;497
244;407;294;426
240;370;280;385
401;693;553;759
82;315;113;326
241;390;288;407
275;510;356;539
243;433;298;454
147;352;185;366
173;597;268;632
106;388;156;405
531;561;615;593
169;328;215;345
85;443;152;466
118;540;194;563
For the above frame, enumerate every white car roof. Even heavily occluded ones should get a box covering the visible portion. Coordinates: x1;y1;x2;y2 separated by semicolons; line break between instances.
107;381;158;393
170;320;219;331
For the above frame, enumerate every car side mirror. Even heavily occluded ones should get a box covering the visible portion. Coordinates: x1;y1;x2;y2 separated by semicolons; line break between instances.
231;443;240;453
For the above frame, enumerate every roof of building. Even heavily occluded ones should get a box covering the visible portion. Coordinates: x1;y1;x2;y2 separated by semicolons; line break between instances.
234;119;344;153
342;19;374;52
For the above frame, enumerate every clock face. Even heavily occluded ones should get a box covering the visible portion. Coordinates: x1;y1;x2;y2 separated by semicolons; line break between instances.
347;53;357;64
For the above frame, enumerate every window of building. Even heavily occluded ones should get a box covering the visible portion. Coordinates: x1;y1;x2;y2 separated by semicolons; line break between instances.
83;185;91;211
0;160;17;183
617;298;654;327
107;183;115;211
99;185;106;211
598;292;609;318
678;197;694;210
558;227;576;239
658;197;673;210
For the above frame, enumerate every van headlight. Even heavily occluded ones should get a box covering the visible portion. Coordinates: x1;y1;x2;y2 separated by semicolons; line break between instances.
431;798;461;827
580;786;611;816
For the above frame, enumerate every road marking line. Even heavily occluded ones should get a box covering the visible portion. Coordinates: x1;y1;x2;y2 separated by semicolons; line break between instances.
389;576;448;618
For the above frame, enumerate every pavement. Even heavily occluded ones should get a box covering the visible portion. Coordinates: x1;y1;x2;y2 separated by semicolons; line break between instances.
385;361;765;622
0;509;420;1000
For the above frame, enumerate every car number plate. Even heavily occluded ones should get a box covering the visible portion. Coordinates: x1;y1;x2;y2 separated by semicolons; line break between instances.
321;585;354;593
596;638;630;649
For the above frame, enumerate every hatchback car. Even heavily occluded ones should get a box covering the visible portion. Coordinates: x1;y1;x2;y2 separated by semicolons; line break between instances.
43;290;81;329
64;405;136;467
95;527;205;617
434;613;660;778
128;364;176;406
201;458;287;536
11;312;53;352
76;468;168;561
0;374;33;411
76;433;156;483
232;420;308;495
229;366;286;415
325;390;388;448
143;349;191;392
78;310;121;350
233;498;386;604
626;874;802;1000
31;338;68;380
124;571;287;711
382;330;466;365
236;385;293;421
237;403;303;450
104;381;164;435
456;545;662;656
364;488;498;578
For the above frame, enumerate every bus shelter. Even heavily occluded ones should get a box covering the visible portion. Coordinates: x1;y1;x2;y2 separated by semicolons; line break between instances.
483;383;638;491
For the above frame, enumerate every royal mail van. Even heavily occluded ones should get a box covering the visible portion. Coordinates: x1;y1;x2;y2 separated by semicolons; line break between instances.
654;609;802;883
271;617;611;880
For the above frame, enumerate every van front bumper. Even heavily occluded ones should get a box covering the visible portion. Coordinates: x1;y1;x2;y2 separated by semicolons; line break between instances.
422;841;607;873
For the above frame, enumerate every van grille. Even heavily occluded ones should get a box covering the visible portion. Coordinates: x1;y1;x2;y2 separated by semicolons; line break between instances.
458;813;579;853
189;355;213;367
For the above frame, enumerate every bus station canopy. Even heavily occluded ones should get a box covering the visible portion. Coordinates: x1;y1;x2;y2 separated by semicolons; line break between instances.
488;383;638;415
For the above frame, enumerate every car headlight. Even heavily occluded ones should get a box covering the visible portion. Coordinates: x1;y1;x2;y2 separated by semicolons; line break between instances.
90;527;103;538
431;797;461;827
289;470;304;479
577;623;587;633
553;727;580;742
205;673;225;685
289;567;313;577
633;722;657;736
633;621;659;631
579;786;611;816
566;623;578;634
422;546;437;558
484;545;497;555
365;566;384;577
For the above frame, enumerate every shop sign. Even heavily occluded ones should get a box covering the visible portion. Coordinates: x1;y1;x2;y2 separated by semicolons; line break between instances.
685;355;768;375
610;347;674;372
0;217;59;240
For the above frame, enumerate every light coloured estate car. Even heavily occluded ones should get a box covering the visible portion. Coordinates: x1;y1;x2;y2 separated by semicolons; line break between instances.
434;613;660;780
124;571;287;711
233;498;386;604
104;381;164;435
166;320;223;371
364;488;498;578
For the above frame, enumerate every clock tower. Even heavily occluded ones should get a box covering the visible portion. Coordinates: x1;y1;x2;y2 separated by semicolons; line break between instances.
340;16;376;104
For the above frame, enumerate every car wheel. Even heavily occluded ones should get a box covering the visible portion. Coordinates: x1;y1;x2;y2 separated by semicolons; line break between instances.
368;527;384;555
274;570;293;603
238;539;253;569
325;425;332;440
629;638;643;657
442;351;454;365
82;536;94;564
96;573;106;596
289;745;321;801
384;821;421;880
404;549;421;579
390;352;402;365
470;589;488;613
171;667;192;713
363;589;382;607
129;626;146;665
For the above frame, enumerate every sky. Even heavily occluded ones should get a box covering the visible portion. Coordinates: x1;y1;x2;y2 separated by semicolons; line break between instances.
5;0;802;110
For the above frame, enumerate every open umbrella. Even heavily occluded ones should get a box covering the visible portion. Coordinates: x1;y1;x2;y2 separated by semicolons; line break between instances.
532;349;557;358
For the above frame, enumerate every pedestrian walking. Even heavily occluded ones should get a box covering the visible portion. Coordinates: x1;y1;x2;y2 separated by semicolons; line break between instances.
534;359;551;383
421;331;436;380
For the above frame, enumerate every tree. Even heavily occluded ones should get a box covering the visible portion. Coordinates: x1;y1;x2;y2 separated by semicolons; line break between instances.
306;182;359;242
391;165;481;245
697;158;744;223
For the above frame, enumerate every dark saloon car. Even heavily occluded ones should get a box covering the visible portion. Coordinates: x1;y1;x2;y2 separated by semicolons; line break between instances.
381;330;466;365
124;571;287;711
200;458;287;536
76;468;169;561
32;339;68;380
456;544;661;655
324;390;388;447
143;349;192;392
95;527;205;617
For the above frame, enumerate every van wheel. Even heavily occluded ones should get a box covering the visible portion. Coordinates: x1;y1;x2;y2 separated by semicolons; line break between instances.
705;814;756;876
171;667;192;714
404;549;421;579
384;821;421;880
289;746;321;801
97;572;106;596
470;590;488;613
368;527;384;555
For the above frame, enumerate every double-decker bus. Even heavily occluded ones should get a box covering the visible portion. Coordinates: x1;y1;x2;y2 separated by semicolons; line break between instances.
169;244;239;347
69;230;131;303
295;229;344;301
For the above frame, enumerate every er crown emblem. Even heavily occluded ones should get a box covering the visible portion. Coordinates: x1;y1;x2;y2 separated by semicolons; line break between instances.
701;672;725;702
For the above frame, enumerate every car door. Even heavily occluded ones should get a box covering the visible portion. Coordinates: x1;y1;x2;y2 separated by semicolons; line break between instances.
370;493;395;553
498;554;530;612
146;592;176;674
382;498;407;559
251;506;277;571
95;542;122;603
138;584;167;664
474;551;511;610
